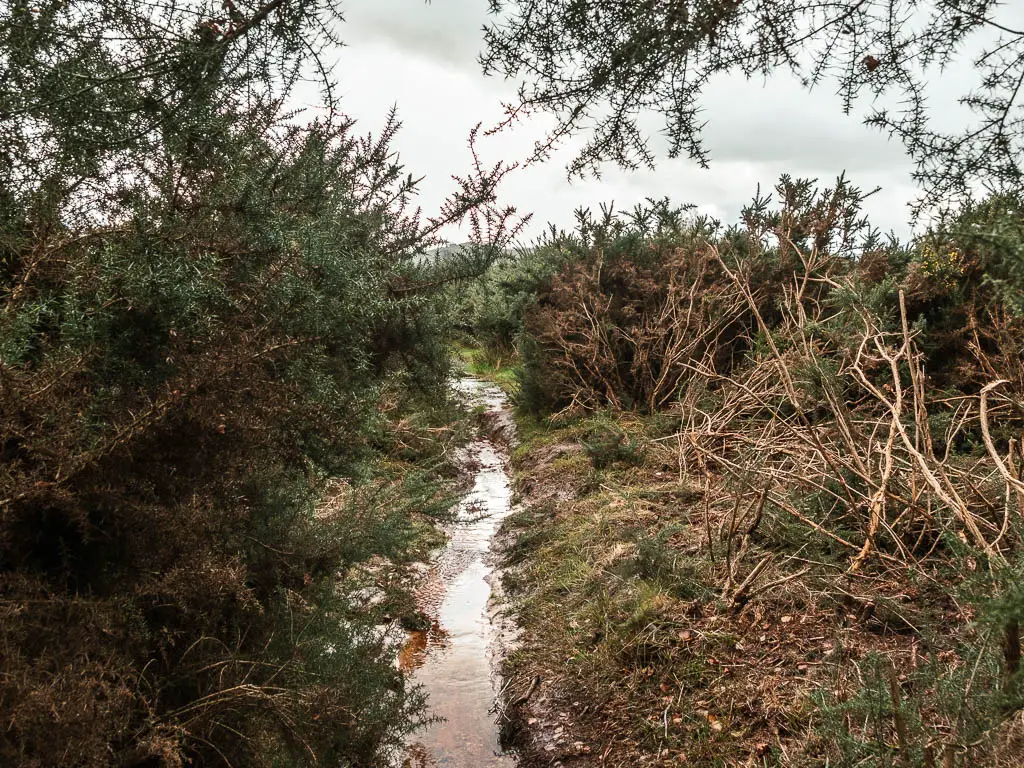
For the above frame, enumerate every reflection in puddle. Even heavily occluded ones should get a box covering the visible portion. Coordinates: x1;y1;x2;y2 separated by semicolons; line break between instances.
400;378;517;768
398;623;450;672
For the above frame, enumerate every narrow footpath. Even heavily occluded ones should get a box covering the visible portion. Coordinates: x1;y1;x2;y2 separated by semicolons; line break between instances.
401;378;518;768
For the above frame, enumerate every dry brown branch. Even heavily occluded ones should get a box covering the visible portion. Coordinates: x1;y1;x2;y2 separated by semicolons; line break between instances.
850;311;999;559
889;663;913;767
850;377;899;571
980;380;1024;501
725;553;773;610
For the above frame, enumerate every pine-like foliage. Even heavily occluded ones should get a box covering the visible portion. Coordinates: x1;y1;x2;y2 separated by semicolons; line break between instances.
0;1;516;764
483;0;1024;208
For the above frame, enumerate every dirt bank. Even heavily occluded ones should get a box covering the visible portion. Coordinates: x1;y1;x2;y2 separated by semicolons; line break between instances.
493;411;1014;767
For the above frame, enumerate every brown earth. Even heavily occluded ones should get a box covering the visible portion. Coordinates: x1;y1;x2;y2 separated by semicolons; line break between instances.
493;413;1020;768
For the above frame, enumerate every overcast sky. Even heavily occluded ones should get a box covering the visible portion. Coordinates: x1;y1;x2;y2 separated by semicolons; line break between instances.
290;1;987;245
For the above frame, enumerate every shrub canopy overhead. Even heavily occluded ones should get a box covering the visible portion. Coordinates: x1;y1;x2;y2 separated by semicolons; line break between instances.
482;0;1024;208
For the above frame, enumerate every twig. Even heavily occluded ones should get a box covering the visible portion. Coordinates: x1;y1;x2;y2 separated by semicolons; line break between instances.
509;675;541;708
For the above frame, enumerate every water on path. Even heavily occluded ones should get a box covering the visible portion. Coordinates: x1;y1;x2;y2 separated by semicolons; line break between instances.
400;378;517;768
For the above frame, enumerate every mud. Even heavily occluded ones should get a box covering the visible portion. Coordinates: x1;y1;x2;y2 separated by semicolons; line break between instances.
400;378;518;768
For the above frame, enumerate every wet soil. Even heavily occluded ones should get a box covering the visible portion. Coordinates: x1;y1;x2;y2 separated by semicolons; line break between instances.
400;378;518;768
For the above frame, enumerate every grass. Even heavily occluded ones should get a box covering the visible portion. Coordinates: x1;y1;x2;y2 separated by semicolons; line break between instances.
496;409;986;767
452;341;519;394
499;412;745;764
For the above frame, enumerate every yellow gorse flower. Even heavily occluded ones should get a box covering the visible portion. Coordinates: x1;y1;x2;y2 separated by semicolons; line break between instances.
918;243;965;289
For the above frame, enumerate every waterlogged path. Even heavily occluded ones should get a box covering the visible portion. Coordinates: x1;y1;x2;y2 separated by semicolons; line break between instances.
401;378;518;768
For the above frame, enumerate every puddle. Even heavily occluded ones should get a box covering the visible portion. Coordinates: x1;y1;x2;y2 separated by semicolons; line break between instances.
400;378;518;768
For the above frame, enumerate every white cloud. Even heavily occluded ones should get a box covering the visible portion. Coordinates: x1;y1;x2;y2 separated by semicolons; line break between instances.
313;0;959;244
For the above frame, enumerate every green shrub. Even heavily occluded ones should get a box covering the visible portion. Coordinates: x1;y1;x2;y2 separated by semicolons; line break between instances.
453;241;571;361
0;1;511;763
580;422;646;469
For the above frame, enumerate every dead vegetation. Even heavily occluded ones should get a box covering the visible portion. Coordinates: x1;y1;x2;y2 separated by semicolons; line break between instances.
486;180;1024;766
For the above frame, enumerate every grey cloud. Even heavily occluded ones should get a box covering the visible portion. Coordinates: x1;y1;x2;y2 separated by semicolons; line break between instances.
327;1;924;243
341;0;486;68
696;77;912;172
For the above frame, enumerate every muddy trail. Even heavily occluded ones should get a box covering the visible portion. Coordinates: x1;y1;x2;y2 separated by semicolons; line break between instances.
400;378;519;768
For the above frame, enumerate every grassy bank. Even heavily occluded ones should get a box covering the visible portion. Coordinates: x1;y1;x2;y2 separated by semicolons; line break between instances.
497;410;1021;766
453;343;520;395
449;185;1024;767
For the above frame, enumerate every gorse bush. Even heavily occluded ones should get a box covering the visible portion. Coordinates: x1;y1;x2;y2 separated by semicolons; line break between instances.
479;177;1024;763
812;642;1021;767
452;238;569;363
485;176;1024;416
0;0;517;764
507;180;875;414
580;421;644;470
